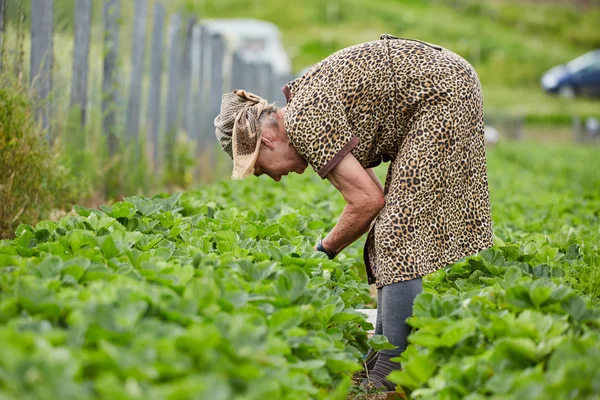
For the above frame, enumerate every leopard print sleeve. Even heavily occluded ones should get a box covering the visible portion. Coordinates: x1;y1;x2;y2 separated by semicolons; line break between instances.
284;87;359;179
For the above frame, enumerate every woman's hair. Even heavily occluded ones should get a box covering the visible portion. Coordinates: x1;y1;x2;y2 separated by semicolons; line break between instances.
259;104;279;130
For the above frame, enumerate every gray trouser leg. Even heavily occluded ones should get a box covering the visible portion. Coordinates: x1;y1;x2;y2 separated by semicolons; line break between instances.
378;278;423;357
375;288;383;335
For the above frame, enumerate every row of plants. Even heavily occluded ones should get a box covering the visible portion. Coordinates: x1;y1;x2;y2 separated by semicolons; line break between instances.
0;181;380;399
390;142;600;399
0;141;599;398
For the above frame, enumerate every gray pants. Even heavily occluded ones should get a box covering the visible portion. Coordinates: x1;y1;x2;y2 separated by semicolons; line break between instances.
374;278;423;356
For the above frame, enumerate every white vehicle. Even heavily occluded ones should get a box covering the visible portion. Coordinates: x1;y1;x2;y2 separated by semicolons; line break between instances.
201;18;292;76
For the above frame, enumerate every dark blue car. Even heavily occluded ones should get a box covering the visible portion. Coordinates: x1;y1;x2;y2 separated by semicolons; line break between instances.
541;49;600;98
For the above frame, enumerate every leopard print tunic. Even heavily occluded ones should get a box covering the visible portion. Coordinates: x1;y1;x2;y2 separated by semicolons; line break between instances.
282;34;493;288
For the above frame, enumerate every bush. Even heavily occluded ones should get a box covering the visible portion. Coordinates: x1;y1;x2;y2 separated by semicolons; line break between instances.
0;78;71;239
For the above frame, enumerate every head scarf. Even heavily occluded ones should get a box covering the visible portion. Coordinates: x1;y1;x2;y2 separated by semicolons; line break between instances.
214;89;269;180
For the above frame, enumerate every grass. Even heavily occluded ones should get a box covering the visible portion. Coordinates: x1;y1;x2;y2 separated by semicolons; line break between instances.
0;74;73;239
4;0;599;122
181;0;600;120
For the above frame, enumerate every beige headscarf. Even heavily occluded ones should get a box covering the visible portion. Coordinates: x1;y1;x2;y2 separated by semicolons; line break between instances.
214;89;269;180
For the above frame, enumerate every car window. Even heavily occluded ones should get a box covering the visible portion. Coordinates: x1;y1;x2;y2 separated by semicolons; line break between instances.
583;61;600;73
567;51;600;74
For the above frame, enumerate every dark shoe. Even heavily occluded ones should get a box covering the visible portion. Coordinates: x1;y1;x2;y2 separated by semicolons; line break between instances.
360;353;400;392
353;349;379;382
364;348;380;370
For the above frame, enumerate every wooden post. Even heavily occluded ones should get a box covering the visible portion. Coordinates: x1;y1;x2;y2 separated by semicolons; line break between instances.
126;0;147;143
198;25;210;145
147;2;165;169
103;0;120;157
0;0;5;71
14;0;26;81
165;13;181;169
189;23;202;143
180;16;195;137
209;32;225;127
70;0;92;125
30;0;53;139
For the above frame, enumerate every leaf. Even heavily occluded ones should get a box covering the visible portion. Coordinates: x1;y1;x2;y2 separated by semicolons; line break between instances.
33;256;63;278
368;335;397;351
307;220;325;230
481;248;505;268
172;265;195;286
285;267;309;302
73;205;91;217
317;304;337;326
136;234;163;251
269;307;303;333
561;296;587;322
101;202;137;219
506;285;535;310
153;193;182;212
408;331;446;349
565;244;580;260
329;310;363;324
81;264;113;283
532;264;552;278
548;285;572;303
124;231;144;246
15;224;34;237
68;230;96;252
496;337;538;364
441;318;477;347
529;280;554;308
61;259;87;282
325;353;360;373
310;367;332;386
100;236;120;259
293;359;327;371
127;196;164;216
215;230;237;243
388;353;436;389
34;229;50;243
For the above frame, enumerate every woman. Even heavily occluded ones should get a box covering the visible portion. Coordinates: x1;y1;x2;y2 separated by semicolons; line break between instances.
214;34;494;390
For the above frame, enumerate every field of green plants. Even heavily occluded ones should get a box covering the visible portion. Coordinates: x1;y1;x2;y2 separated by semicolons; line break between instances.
3;0;599;240
0;141;599;399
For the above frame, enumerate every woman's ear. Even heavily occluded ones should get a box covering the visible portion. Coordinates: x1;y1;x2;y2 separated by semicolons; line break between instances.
260;135;275;150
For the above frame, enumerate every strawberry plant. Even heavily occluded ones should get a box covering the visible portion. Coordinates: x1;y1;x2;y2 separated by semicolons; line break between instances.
1;141;599;399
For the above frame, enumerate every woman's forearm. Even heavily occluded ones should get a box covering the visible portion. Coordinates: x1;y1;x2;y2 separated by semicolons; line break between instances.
319;155;385;255
322;200;383;254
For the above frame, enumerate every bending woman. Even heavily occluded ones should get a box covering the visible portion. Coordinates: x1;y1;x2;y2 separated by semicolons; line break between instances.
214;34;494;390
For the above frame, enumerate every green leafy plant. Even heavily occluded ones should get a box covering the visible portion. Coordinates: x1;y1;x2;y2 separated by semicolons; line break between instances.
0;77;72;239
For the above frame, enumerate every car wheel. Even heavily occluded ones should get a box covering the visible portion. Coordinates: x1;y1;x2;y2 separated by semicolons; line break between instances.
558;84;576;99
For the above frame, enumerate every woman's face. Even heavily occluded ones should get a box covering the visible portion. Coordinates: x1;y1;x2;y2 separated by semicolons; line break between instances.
254;110;308;182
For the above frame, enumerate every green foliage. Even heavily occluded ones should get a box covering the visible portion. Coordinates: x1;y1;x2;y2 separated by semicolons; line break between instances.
0;184;373;398
9;0;598;120
0;77;72;239
388;141;600;399
177;0;600;120
1;139;600;398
